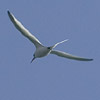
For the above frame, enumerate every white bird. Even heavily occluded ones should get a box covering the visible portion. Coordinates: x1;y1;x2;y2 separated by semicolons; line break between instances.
7;11;93;63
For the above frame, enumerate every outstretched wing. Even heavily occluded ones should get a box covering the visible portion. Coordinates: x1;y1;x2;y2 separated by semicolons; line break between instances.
7;11;42;48
52;39;69;48
50;50;93;61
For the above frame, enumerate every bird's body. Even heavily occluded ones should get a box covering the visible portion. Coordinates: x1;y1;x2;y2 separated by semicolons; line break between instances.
7;10;93;62
35;46;51;58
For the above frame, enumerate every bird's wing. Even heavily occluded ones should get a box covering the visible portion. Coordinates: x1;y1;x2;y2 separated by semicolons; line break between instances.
50;50;93;61
7;11;42;48
52;39;69;48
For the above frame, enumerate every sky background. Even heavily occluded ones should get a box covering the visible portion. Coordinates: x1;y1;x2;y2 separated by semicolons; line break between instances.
0;0;99;100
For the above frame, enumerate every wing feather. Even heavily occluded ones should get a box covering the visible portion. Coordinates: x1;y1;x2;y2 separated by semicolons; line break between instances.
7;11;42;48
50;50;93;61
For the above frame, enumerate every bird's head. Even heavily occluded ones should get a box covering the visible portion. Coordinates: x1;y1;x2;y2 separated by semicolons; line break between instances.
47;46;53;50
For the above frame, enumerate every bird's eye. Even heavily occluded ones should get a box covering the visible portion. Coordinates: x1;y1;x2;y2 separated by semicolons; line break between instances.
47;47;51;49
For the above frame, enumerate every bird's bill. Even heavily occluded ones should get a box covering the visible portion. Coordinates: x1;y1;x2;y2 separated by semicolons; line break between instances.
30;57;35;63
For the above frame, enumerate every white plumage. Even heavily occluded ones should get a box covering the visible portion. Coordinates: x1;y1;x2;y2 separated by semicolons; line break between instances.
7;11;93;62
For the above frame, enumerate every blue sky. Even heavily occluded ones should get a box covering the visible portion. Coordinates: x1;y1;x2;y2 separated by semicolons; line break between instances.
0;0;99;100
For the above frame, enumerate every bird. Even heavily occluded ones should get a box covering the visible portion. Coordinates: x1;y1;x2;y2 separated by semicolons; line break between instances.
7;10;93;63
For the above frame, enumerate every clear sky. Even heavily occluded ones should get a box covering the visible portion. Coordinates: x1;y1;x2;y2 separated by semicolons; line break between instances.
0;0;99;100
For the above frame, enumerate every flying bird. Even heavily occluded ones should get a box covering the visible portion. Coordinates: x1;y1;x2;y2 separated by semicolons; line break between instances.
7;11;93;63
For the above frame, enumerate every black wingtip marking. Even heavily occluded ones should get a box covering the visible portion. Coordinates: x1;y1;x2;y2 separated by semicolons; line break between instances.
7;10;10;14
90;59;93;61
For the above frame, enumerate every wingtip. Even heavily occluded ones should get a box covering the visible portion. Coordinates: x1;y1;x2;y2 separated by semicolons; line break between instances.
7;10;10;15
86;58;93;61
66;39;69;41
62;39;69;43
7;10;15;22
63;39;69;43
90;59;93;61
